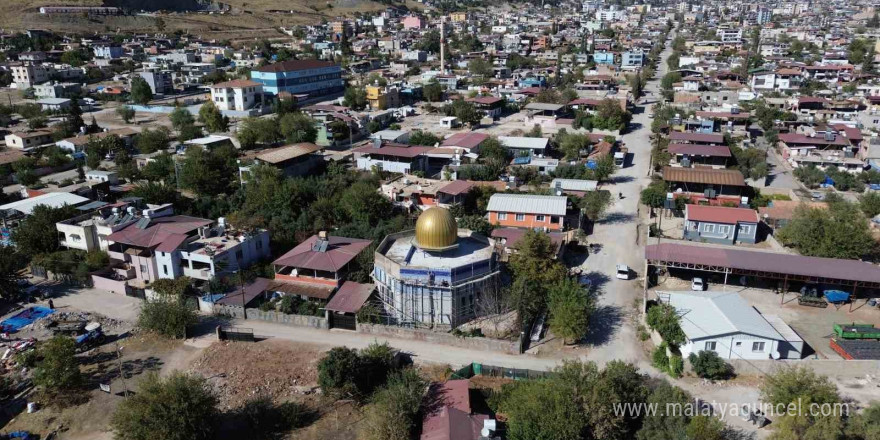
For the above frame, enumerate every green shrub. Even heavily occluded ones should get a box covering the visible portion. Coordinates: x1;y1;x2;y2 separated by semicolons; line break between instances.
669;354;683;378
652;343;669;372
688;350;735;380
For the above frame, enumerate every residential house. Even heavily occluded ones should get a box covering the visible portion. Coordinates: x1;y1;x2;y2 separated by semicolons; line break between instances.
441;132;489;153
4;130;54;149
668;131;725;145
11;63;48;88
548;178;598;197
209;79;263;112
56;128;137;153
758;200;826;230
34;82;82;99
420;380;493;440
663;291;803;360
667;144;731;168
353;140;431;174
662;166;746;205
487;194;568;231
365;85;401;110
239;143;324;178
684;204;759;245
138;70;173;95
498;136;549;157
270;233;373;303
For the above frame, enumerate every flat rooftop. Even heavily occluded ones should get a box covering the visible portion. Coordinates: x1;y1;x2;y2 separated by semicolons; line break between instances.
381;233;493;269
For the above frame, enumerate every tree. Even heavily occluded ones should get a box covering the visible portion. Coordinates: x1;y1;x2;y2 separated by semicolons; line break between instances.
117;105;136;123
762;365;840;407
178;124;203;142
237;117;280;149
580;190;612;221
468;58;492;77
360;369;426;440
409;130;441;146
178;145;237;196
498;370;587;440
859;191;880;218
85;134;124;169
138;278;199;338
640;182;667;211
0;246;26;300
278;112;317;143
442;100;481;126
12;204;79;258
593;99;631;131
508;230;569;321
169;107;195;132
557;131;592;160
140;153;175;183
525;124;543;138
645;303;686;346
423;80;443;102
317;347;362;396
793;165;825;188
60;50;86;67
33;336;82;394
457;215;493;236
777;198;876;259
198;101;228;133
130;77;153;105
547;278;595;344
343;87;367;110
688;351;734;379
135;127;171;154
111;371;218;440
27;115;47;130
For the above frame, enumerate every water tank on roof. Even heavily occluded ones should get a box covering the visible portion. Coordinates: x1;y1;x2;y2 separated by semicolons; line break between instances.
824;131;836;141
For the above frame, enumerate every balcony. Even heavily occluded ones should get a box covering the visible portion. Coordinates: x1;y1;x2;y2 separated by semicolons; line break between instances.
183;267;212;280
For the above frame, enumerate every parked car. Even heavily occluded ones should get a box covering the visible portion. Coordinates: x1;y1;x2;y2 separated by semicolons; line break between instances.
616;264;630;280
691;277;705;291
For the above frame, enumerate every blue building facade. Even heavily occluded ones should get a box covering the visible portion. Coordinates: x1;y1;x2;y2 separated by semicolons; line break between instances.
593;52;615;65
250;60;344;98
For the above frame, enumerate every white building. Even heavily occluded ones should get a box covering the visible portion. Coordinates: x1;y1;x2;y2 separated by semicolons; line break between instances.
209;79;263;112
664;291;803;360
11;63;49;88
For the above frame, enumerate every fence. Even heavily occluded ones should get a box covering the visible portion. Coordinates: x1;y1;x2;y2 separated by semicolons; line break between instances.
213;304;328;329
449;362;552;381
217;326;255;342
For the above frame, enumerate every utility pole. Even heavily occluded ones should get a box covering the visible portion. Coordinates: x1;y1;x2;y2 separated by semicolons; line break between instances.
115;342;129;398
235;269;247;319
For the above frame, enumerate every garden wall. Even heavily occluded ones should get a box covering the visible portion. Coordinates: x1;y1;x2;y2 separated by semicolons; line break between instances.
213;304;327;329
356;323;520;354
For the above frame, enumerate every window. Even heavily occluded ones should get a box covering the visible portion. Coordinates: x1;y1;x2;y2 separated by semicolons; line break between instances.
515;213;525;221
688;221;697;230
550;216;560;224
735;342;742;346
740;225;752;235
704;224;715;232
752;342;766;352
704;341;717;350
140;264;147;273
536;215;545;222
497;212;508;220
163;265;168;275
718;225;729;235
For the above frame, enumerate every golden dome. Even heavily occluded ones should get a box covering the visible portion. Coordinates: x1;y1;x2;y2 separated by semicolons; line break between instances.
415;207;458;251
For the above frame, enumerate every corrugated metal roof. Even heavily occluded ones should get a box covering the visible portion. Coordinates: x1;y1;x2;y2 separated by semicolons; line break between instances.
325;281;375;313
662;166;745;186
665;291;784;341
669;132;725;144
550;179;598;192
498;136;549;150
646;242;880;284
667;144;732;157
0;192;90;215
486;194;567;216
256;143;322;164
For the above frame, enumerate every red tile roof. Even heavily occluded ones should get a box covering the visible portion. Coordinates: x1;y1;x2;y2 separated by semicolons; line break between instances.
777;133;850;147
662;166;745;186
273;235;372;272
420;380;488;440
686;204;758;224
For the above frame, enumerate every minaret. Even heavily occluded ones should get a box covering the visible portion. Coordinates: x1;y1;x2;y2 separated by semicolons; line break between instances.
440;16;446;74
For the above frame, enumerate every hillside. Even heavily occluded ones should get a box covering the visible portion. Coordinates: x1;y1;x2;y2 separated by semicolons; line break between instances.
0;0;400;40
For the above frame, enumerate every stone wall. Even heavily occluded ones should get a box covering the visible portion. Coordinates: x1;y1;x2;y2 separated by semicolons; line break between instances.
356;323;519;354
213;304;328;329
726;359;880;377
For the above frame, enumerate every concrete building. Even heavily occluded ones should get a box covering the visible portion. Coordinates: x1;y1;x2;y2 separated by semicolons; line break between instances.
93;45;124;59
34;82;82;99
621;51;645;70
663;291;803;360
365;85;401;110
373;207;499;329
250;60;344;98
138;70;173;95
11;63;49;88
37;98;71;112
5;130;54;149
683;204;759;245
209;79;263;112
353;140;431;174
239;143;324;178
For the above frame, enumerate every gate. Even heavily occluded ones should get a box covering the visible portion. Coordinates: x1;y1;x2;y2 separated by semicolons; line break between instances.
218;326;254;342
127;287;146;300
329;313;357;331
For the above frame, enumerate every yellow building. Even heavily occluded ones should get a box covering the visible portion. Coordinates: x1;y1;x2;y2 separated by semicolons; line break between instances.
449;12;468;22
366;85;387;110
